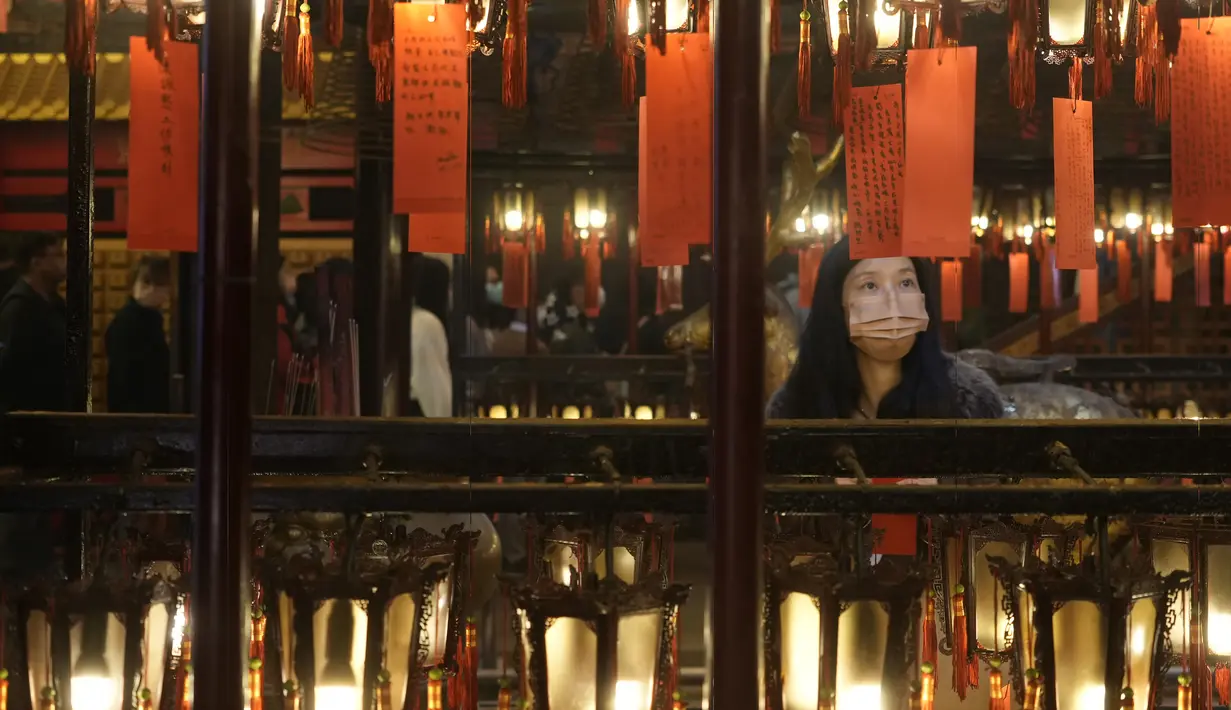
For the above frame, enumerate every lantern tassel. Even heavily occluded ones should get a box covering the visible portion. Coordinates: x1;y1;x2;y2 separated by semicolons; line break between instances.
145;0;166;64
366;0;393;103
297;3;316;109
1179;673;1193;710
285;682;302;710
39;687;54;710
66;0;98;76
502;0;528;108
377;671;394;710
1069;55;1083;102
921;662;936;710
248;661;264;710
988;662;1011;710
497;682;514;710
1217;664;1230;706
584;240;603;317
1094;4;1112;99
325;0;343;46
922;592;938;668
1024;670;1042;710
1153;55;1170;124
427;669;445;710
1122;687;1136;710
614;0;636;107
1134;3;1157;108
450;620;479;710
0;669;7;710
798;6;813;120
833;7;851;130
770;0;781;53
951;584;970;700
1007;0;1037;111
283;0;301;91
588;0;607;46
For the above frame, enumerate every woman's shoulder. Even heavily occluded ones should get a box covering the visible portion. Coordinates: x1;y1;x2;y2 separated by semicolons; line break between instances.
945;354;1008;418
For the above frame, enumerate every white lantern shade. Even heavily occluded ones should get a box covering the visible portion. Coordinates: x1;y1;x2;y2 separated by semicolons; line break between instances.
1125;599;1158;706
780;592;822;710
385;593;424;710
1048;0;1089;46
973;541;1021;651
1207;544;1231;656
68;613;127;710
310;599;368;710
835;601;889;710
1051;601;1107;710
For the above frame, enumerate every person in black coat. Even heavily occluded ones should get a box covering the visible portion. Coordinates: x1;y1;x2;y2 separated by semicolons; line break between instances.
105;256;172;413
0;233;68;413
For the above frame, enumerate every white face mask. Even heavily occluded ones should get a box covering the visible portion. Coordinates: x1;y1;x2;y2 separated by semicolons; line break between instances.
842;257;929;363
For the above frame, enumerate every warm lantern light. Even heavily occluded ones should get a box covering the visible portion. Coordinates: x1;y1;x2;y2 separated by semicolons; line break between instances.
1206;543;1231;656
562;405;582;419
1125;599;1158;706
634;406;654;420
625;0;689;35
812;213;830;232
1043;0;1091;50
1052;601;1107;710
504;210;525;232
1094;228;1105;244
70;672;118;710
489;405;508;419
780;592;822;710
1125;212;1143;230
835;602;888;710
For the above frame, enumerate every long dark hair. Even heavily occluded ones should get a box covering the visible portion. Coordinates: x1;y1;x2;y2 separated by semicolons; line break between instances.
776;238;956;419
413;256;451;328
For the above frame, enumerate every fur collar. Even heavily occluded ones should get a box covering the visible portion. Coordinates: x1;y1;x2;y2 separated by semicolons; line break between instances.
765;355;1007;419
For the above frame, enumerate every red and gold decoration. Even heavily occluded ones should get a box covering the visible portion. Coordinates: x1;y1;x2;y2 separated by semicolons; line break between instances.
565;188;614;316
490;189;541;309
502;0;529;107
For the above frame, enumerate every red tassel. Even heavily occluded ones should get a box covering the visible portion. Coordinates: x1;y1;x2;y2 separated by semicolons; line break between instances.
952;584;970;700
1007;0;1037;111
921;664;936;710
1135;3;1157;108
145;0;166;64
798;5;813;119
325;0;343;46
1154;55;1170;124
988;662;1011;710
502;241;530;309
588;0;608;47
922;592;938;667
1215;664;1230;706
66;0;98;76
832;8;851;130
451;621;478;710
283;0;301;91
798;244;824;308
770;0;781;53
297;3;316;109
366;0;393;103
1121;687;1135;710
1178;673;1193;710
1023;670;1041;710
615;0;636;108
1069;56;1083;104
427;669;445;710
248;661;264;710
584;240;603;317
497;684;514;710
502;0;528;108
0;672;8;710
1094;4;1112;99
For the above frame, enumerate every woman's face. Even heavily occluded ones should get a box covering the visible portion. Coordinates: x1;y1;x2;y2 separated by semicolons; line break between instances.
841;256;929;363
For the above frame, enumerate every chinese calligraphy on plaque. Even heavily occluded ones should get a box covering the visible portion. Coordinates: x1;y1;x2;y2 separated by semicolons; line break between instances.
845;85;904;259
901;47;977;258
1172;20;1231;228
645;33;713;249
639;98;689;267
1053;98;1095;270
128;37;199;252
394;1;469;237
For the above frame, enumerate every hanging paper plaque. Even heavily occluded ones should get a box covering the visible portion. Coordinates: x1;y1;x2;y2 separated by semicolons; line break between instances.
1053;98;1096;270
128;38;200;251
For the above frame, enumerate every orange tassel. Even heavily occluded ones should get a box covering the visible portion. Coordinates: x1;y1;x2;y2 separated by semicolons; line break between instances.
1023;670;1041;710
988;662;1011;710
427;669;445;710
451;621;479;710
497;683;514;710
922;592;938;668
325;0;343;46
911;685;923;710
366;0;393;102
1007;0;1037;111
952;584;971;700
1094;4;1112;99
798;4;813;119
376;671;394;710
1178;673;1193;710
674;692;687;710
771;0;781;53
296;4;316;109
0;671;7;710
1121;687;1135;710
249;660;264;710
614;0;636;108
1153;56;1170;124
502;0;528;108
921;662;936;710
1217;664;1230;706
65;0;98;76
283;0;301;91
832;7;851;130
39;687;54;710
1134;3;1157;108
584;240;603;317
588;0;607;46
1069;56;1083;102
145;0;166;64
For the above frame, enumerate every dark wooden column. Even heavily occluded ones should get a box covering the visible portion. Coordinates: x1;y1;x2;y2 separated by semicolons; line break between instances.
253;49;284;414
353;48;403;416
709;0;768;703
64;30;94;414
193;0;259;702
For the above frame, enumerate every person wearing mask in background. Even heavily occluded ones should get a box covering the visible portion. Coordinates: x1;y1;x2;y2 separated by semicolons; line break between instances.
0;237;18;299
105;256;172;413
0;233;68;412
410;255;453;417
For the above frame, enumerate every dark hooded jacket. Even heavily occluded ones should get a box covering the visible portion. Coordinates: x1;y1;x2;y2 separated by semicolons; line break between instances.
0;279;68;413
765;355;1007;419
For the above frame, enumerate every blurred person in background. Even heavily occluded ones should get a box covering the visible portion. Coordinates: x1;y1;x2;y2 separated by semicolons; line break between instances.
410;255;453;417
0;236;18;299
0;233;68;412
105;256;172;413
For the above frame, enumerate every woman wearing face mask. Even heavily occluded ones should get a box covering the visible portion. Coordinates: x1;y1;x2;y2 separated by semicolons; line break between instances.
767;238;1005;420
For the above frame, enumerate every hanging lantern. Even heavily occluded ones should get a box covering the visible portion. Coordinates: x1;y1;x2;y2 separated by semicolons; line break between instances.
530;517;671;590
1041;0;1096;59
626;0;692;41
991;522;1190;710
512;549;689;710
764;531;841;710
822;0;907;66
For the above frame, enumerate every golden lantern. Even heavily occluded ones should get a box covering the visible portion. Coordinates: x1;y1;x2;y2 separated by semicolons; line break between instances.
821;0;908;62
531;517;671;590
1041;0;1096;59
